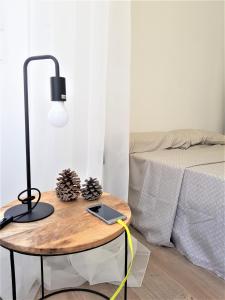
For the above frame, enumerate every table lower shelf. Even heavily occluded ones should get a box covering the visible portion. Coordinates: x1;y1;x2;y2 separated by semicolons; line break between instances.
6;231;128;300
38;288;109;299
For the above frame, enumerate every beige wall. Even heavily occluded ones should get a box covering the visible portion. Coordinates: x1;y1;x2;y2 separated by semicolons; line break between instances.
130;1;224;133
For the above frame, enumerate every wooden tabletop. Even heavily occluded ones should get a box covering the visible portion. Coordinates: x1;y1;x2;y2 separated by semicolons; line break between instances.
0;191;131;255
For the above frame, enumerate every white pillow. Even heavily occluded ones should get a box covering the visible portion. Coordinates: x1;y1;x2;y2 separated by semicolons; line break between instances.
130;129;225;154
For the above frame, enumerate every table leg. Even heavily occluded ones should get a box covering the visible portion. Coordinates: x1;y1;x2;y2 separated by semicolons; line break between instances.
40;256;44;299
10;250;16;300
124;231;128;300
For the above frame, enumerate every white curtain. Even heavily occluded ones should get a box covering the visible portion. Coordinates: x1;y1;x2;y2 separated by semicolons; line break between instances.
0;2;149;300
103;2;130;200
0;0;129;203
28;0;110;188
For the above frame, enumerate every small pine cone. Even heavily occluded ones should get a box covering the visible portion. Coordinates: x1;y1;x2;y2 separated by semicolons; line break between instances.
81;177;103;201
56;168;81;201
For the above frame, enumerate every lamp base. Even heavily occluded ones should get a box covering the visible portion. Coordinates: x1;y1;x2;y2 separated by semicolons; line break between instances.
4;202;54;223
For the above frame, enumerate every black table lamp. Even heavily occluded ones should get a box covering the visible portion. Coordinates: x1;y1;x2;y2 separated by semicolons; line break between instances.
4;55;68;223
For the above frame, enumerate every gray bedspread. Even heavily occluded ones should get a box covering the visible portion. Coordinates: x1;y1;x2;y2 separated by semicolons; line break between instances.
172;161;225;279
129;144;225;277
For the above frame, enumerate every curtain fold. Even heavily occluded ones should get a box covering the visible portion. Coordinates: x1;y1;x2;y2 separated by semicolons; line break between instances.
103;1;131;201
28;0;110;188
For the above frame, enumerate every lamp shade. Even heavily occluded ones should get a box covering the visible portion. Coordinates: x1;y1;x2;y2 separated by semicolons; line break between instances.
50;77;66;101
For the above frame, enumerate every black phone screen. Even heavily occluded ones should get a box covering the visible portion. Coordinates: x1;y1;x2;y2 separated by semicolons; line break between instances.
88;204;125;221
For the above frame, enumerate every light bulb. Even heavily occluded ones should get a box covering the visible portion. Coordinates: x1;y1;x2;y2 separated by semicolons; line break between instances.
48;101;69;127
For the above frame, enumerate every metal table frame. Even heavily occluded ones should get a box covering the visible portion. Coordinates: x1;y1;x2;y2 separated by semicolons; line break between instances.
3;231;128;300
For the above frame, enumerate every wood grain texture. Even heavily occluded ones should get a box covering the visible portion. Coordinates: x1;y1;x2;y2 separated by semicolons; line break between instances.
0;191;131;255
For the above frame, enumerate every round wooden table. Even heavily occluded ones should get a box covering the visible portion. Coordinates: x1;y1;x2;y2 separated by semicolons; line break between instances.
0;191;131;300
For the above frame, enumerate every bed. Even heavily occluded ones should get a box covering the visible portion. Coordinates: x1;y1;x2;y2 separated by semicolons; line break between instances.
128;129;225;279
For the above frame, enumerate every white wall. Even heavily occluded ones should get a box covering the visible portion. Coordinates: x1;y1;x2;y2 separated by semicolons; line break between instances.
130;1;224;133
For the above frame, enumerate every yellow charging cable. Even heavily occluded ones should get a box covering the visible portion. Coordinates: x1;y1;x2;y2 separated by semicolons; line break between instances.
110;219;134;300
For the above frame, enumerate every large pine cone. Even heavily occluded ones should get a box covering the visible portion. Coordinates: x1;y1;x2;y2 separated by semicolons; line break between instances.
56;169;81;201
81;177;103;201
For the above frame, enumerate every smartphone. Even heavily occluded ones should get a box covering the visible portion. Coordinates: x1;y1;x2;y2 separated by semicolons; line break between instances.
87;204;127;225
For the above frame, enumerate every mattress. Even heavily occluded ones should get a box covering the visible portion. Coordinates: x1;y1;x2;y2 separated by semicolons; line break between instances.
128;144;225;278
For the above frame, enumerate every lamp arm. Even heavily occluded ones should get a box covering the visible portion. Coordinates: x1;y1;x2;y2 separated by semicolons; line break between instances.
23;55;60;77
23;55;60;212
